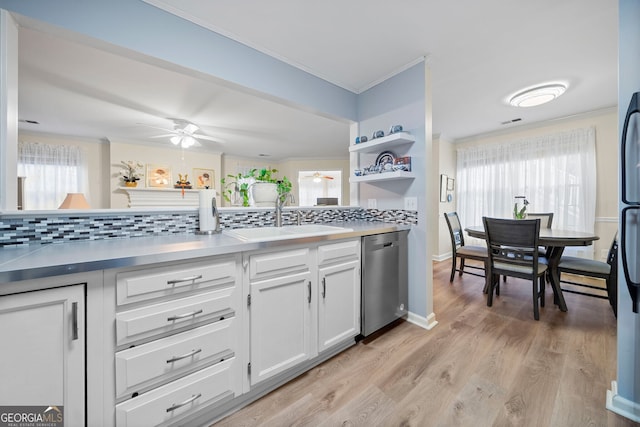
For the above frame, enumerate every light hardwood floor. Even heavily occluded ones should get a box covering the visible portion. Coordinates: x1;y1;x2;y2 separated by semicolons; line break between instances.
213;260;637;427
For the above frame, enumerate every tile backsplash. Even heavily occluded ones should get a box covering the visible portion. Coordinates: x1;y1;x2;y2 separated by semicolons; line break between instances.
0;208;417;247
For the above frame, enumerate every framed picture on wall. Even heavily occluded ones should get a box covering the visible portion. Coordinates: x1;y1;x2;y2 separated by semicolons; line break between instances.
440;174;448;202
146;164;172;188
193;168;215;189
447;177;455;191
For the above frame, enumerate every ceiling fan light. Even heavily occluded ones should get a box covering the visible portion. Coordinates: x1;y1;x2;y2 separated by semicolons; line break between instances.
313;177;321;183
509;83;567;107
182;136;197;148
170;136;181;145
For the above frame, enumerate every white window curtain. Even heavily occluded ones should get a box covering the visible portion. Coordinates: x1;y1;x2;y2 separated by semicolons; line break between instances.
17;141;89;210
456;127;597;256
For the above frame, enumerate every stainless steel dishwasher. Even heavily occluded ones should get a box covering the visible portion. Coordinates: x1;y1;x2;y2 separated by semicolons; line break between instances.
361;231;408;337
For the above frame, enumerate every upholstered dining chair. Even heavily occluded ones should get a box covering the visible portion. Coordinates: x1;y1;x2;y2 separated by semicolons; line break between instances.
483;217;548;320
444;212;488;284
558;235;618;316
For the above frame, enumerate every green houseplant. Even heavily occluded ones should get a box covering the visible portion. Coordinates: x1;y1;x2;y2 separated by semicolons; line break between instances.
221;168;292;207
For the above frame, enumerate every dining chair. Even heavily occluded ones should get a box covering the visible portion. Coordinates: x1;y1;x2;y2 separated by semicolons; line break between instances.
444;212;488;284
526;212;554;283
558;235;618;316
483;217;548;320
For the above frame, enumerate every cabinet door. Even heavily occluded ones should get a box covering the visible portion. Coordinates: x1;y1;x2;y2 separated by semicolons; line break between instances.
0;285;85;426
250;271;314;386
318;260;361;352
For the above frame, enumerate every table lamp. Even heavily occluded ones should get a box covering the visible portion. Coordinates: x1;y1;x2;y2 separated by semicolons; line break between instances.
58;193;91;209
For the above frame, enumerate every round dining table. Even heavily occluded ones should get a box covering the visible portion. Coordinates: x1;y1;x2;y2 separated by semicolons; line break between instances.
465;225;600;312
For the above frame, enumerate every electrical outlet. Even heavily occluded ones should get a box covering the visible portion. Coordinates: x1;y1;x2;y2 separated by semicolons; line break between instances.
367;199;377;209
404;197;418;211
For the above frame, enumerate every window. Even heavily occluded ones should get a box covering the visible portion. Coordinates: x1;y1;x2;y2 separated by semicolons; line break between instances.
456;127;596;256
297;171;342;206
17;141;88;210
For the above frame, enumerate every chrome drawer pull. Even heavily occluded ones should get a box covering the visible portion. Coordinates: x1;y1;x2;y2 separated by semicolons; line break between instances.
167;275;203;285
322;277;326;299
167;309;203;322
166;393;202;413
166;348;202;364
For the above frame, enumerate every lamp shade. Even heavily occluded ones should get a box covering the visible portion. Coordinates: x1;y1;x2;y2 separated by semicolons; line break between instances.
58;193;91;209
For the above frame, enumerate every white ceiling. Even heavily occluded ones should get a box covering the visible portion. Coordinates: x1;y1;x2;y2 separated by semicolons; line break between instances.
16;0;618;160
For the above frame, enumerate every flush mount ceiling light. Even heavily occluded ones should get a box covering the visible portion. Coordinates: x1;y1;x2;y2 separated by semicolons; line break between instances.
508;83;567;107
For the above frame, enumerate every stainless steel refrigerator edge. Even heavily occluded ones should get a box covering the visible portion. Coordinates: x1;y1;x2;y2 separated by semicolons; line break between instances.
361;231;408;337
606;0;640;422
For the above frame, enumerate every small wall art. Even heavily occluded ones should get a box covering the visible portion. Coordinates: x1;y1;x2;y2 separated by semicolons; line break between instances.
193;168;215;189
147;164;172;188
440;174;448;202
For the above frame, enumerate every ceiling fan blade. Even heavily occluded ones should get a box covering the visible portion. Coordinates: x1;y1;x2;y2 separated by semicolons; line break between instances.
137;122;175;133
194;134;225;143
183;123;199;134
149;134;177;138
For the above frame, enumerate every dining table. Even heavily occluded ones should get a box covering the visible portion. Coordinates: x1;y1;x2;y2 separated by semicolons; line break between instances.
465;225;600;312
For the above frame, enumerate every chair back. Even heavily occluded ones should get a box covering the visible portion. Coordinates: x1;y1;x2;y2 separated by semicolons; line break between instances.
483;217;542;278
526;212;554;229
444;212;465;249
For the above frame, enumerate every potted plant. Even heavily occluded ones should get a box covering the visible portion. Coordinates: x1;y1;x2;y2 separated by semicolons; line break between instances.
513;196;529;219
120;160;144;187
221;168;292;207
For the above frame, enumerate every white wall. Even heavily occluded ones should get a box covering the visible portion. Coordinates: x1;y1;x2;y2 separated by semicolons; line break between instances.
436;135;457;260
437;108;618;261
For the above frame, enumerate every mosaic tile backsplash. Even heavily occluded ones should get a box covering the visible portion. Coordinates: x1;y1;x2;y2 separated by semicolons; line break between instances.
0;208;417;247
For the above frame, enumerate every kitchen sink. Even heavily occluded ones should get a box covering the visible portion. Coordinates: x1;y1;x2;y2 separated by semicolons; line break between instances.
223;225;353;242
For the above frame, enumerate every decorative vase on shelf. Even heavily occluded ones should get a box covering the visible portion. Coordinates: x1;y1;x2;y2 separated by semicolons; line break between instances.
124;181;138;188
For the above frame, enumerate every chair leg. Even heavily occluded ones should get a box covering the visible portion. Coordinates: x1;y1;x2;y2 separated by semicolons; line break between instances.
532;279;540;320
487;274;496;307
459;259;465;276
539;276;545;308
449;256;456;282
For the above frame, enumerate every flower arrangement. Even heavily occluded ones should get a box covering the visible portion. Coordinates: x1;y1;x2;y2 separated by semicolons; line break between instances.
120;160;144;183
221;168;292;207
513;196;529;219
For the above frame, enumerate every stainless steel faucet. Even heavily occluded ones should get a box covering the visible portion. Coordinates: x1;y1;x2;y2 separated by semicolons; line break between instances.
274;193;294;227
296;210;304;225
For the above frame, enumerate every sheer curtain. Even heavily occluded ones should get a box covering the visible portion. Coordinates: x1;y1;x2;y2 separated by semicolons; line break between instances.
456;127;596;255
17;141;89;210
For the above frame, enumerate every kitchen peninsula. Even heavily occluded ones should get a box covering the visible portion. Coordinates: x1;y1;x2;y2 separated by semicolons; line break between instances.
0;214;410;426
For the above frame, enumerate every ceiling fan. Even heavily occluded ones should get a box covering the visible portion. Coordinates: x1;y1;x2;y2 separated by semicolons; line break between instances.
138;118;223;148
302;172;335;182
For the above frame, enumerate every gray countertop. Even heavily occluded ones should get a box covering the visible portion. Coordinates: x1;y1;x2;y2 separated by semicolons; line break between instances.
0;221;410;283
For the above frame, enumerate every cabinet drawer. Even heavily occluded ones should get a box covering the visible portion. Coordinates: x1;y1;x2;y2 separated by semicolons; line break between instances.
115;359;239;427
115;318;237;398
317;239;360;266
116;287;235;346
249;248;309;281
116;257;237;306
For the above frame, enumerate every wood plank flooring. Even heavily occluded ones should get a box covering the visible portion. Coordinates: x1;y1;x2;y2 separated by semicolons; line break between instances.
212;260;637;427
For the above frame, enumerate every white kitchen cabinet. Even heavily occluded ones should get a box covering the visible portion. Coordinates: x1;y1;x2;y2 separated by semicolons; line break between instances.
317;240;361;353
247;240;361;386
247;248;315;386
0;284;85;426
113;255;242;426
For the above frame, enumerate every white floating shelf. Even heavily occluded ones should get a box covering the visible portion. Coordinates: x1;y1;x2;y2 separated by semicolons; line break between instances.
349;171;416;183
349;132;415;154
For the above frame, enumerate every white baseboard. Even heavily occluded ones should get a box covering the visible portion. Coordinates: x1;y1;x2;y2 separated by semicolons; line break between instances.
433;252;451;262
407;311;438;330
606;380;640;422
